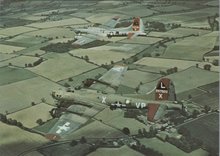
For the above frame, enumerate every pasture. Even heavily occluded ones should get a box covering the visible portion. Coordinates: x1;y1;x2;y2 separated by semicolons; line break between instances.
0;44;25;54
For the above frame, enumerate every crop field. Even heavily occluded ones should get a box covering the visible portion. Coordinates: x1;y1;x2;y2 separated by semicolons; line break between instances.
29;53;97;82
7;103;54;128
135;57;200;70
152;5;190;12
0;122;48;156
23;49;46;56
119;37;162;45
7;35;47;47
27;17;87;28
0;26;37;36
88;145;144;156
0;44;26;54
148;28;210;38
0;53;17;62
139;138;208;156
0;55;40;67
139;67;219;94
0;66;36;86
86;13;125;24
69;49;133;65
20;15;47;21
162;32;218;61
0;76;63;114
58;67;107;87
111;4;157;17
145;7;218;28
67;120;123;139
94;108;147;134
177;113;219;151
121;70;161;88
48;37;74;43
25;27;76;38
70;12;95;18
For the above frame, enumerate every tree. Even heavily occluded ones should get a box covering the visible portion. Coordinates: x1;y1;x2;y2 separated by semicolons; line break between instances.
0;114;7;123
64;82;70;88
70;140;78;146
192;110;200;118
122;127;130;135
204;105;211;113
84;55;89;61
68;77;73;81
138;129;143;136
204;64;211;71
36;119;43;125
80;136;87;144
212;59;219;66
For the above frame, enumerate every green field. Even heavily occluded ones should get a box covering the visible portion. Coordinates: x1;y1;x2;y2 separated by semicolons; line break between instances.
139;138;208;156
0;66;36;86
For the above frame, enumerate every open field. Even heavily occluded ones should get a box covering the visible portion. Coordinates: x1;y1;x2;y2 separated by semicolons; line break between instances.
0;122;48;156
0;53;17;62
69;49;133;65
0;55;40;67
135;57;200;70
0;26;37;36
145;7;218;28
29;53;97;82
119;37;162;45
0;44;26;54
88;145;144;156
0;76;63;114
48;37;74;43
140;67;219;94
7;103;55;128
7;35;47;47
67;120;123;139
162;32;218;61
139;138;208;156
121;70;161;88
152;5;190;12
0;66;36;86
27;17;87;28
177;113;219;151
86;13;125;24
25;27;76;38
148;28;210;38
94;108;147;134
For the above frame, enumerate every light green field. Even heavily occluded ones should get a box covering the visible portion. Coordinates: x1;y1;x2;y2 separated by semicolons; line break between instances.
135;57;200;70
145;7;218;28
139;66;219;94
67;120;123;139
70;12;95;18
94;108;147;134
69;49;133;65
0;55;40;67
119;37;162;45
162;32;218;61
21;15;47;21
88;145;144;156
0;76;63;114
23;49;46;56
0;122;48;156
0;53;17;61
48;37;74;43
29;53;97;81
153;5;189;12
86;13;125;24
7;35;47;47
0;44;26;54
139;138;208;156
25;27;76;38
0;66;36;86
149;28;210;38
0;26;37;36
27;17;87;28
121;70;161;88
7;103;54;128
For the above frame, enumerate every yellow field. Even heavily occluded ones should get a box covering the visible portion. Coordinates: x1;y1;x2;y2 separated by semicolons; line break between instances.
69;49;133;65
29;53;97;81
27;17;87;28
119;37;162;45
0;55;39;67
94;108;147;134
139;138;208;156
25;27;76;38
0;76;63;114
7;103;55;128
135;57;200;70
67;120;123;139
88;145;144;156
0;44;26;54
163;32;218;61
0;26;37;36
149;28;210;38
0;122;48;156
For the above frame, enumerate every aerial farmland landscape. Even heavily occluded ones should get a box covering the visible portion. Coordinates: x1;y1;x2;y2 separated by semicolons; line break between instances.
0;0;219;156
